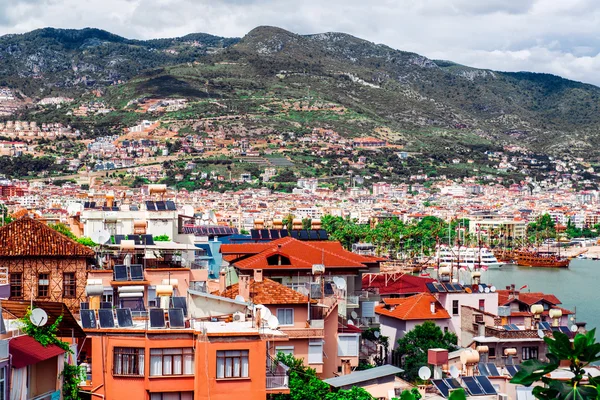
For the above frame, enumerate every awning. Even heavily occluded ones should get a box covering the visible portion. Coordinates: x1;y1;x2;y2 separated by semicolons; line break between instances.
10;335;66;369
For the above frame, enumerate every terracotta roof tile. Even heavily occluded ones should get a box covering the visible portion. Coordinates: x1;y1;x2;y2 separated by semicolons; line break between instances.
219;278;310;305
222;237;375;271
0;216;95;257
363;273;434;295
497;290;562;307
375;293;450;320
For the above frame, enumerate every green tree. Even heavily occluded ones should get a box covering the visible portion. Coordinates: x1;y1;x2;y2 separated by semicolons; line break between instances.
272;353;329;400
49;222;76;240
511;328;600;400
302;218;312;230
395;321;458;381
0;204;12;225
76;237;97;247
324;386;374;400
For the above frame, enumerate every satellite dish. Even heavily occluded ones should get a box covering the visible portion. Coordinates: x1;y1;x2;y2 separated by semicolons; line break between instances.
418;366;432;381
235;295;245;303
484;287;490;293
374;331;380;338
351;311;358;319
335;278;346;290
253;304;271;321
267;315;279;330
478;285;484;293
347;320;355;326
570;325;578;333
30;308;48;327
90;229;110;245
450;365;460;379
490;286;496;293
537;329;545;339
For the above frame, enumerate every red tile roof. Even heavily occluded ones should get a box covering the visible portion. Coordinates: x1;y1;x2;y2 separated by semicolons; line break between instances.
222;237;376;271
218;278;311;304
10;335;66;368
362;273;434;295
0;216;95;257
497;290;562;307
375;293;450;320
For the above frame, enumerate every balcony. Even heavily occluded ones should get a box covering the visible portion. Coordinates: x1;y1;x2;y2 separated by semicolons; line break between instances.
266;355;290;393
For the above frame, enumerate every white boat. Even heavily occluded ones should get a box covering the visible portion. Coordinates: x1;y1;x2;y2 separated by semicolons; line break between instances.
434;245;503;271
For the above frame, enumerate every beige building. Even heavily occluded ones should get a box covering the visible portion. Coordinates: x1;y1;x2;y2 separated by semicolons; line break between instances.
469;217;527;241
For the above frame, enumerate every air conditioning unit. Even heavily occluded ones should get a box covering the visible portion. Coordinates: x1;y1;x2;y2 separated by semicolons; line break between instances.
233;312;246;322
498;394;509;400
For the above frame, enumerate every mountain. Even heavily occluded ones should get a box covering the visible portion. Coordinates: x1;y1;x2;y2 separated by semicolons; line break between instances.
0;27;239;96
2;26;600;155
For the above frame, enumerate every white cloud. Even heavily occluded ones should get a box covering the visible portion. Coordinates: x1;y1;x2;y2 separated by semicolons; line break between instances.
1;0;600;86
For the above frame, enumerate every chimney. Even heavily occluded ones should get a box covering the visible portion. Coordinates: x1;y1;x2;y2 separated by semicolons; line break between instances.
430;302;436;314
254;269;263;283
219;271;227;293
239;275;250;301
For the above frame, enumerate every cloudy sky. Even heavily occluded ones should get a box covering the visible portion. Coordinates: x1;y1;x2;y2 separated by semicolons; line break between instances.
2;0;600;86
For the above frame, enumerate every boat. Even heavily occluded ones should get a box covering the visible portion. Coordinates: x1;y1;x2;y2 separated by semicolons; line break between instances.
434;245;503;270
515;251;570;268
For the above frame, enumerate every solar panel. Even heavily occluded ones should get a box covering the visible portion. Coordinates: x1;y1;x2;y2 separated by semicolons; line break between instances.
260;229;270;239
80;309;97;329
116;308;133;328
250;230;260;240
309;230;319;240
84;201;90;208
142;234;154;245
168;308;185;328
166;200;177;211
80;302;89;310
102;206;110;211
503;324;513;331
509;324;519;330
444;378;462;389
426;282;438;293
442;283;455;292
280;229;289;237
270;229;280;239
310;282;323;299
129;235;142;245
324;282;334;296
433;282;448;293
486;363;500;376
98;309;115;328
114;265;128;281
130;265;144;281
112;206;119;211
318;229;328;240
432;379;450;398
463;376;484;396
475;376;497;395
559;326;572;335
171;297;188;317
130;205;139;211
114;235;126;245
291;230;299;239
551;326;561;332
90;202;96;208
298;230;309;240
146;201;156;211
156;201;166;211
539;321;552;330
506;365;518;377
478;362;490;376
100;302;112;309
149;309;166;328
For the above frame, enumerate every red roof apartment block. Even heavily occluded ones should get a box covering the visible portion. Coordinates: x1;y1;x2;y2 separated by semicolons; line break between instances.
375;293;450;321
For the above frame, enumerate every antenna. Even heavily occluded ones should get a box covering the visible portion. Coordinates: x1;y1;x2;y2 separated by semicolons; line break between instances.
418;366;432;381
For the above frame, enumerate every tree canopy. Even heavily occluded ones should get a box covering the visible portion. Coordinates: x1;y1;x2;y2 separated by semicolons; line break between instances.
395;321;458;381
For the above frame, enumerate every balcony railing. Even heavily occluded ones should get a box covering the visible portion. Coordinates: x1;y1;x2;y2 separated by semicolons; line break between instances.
266;355;289;390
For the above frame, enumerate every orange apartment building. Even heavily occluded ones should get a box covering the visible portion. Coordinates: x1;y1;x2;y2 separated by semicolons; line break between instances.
80;317;289;400
217;271;360;378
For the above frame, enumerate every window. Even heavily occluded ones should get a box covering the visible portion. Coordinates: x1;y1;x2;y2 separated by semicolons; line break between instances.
216;350;249;379
150;348;194;376
63;273;76;298
452;300;459;316
308;339;323;364
150;393;193;400
522;347;538;360
338;334;359;357
277;308;294;326
113;348;145;376
10;273;22;298
488;347;496;358
275;346;294;356
479;299;485;312
38;274;50;298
